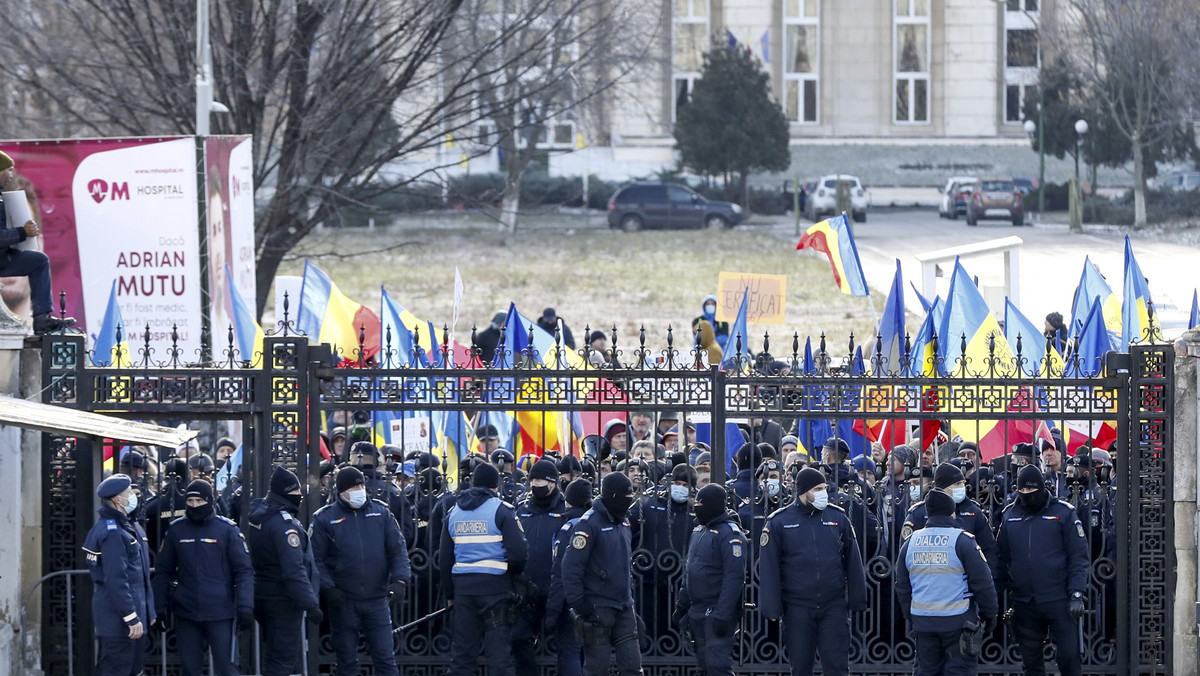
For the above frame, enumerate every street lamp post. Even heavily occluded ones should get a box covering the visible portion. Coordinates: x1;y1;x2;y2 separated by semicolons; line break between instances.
1071;119;1088;231
1023;114;1045;213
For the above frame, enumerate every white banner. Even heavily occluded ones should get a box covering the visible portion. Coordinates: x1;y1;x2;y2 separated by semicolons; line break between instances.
73;139;203;352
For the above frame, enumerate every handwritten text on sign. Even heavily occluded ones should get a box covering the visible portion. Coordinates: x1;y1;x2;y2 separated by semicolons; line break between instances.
716;272;787;324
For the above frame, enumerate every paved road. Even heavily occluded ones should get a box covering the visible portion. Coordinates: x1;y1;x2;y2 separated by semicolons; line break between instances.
771;208;1198;338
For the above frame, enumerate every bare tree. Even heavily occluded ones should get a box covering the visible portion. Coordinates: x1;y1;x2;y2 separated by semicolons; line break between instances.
0;0;638;312
444;0;661;232
1064;0;1200;227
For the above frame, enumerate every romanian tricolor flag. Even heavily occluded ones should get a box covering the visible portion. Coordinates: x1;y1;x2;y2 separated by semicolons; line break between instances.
380;287;436;367
796;213;869;296
875;259;906;375
1121;236;1153;346
227;264;264;365
1070;256;1121;351
91;280;131;367
1005;297;1061;376
297;260;381;361
1067;298;1111;377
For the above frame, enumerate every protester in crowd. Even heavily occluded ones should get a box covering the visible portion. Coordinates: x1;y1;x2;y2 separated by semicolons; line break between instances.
536;307;575;348
692;295;729;349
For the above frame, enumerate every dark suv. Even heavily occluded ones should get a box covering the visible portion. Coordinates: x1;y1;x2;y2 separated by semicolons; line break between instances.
606;182;743;231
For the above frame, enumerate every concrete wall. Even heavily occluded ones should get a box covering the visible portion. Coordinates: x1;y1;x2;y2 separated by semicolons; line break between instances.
1174;330;1200;674
0;311;34;675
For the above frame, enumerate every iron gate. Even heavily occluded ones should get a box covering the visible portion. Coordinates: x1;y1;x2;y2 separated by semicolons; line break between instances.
36;325;1173;674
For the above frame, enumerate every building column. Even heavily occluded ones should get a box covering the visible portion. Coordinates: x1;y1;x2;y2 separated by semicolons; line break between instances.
1173;330;1200;673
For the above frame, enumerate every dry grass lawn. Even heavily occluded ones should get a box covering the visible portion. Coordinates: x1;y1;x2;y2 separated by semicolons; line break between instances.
273;213;878;356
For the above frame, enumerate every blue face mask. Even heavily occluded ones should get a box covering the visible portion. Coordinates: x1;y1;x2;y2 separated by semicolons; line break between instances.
347;488;367;508
669;485;690;504
123;492;138;515
765;479;781;497
952;486;967;504
811;489;829;510
909;484;923;502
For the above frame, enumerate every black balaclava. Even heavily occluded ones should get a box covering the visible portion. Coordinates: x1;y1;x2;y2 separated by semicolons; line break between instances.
185;479;215;523
600;471;635;521
1016;465;1049;513
694;483;728;525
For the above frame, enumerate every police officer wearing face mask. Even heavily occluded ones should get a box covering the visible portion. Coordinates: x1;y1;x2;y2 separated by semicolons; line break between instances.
547;479;595;676
245;466;322;676
83;474;156;676
153;480;254;676
513;459;568;676
759;467;867;676
738;459;787;554
674;483;748;676
311;467;411;676
895;488;998;675
144;457;189;555
995;466;1089;676
902;464;999;583
561;471;643;676
637;462;698;640
441;462;529;676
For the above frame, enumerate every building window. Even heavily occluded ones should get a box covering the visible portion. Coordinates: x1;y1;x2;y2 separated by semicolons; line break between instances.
783;0;819;124
1006;0;1038;10
1004;84;1037;123
673;0;710;120
1006;29;1039;68
894;0;929;124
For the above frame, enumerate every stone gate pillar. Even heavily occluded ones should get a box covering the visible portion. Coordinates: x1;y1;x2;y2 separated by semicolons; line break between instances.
1173;329;1200;673
0;310;36;674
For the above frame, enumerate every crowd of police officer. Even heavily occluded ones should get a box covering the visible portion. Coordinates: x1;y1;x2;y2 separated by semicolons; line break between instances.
84;411;1117;676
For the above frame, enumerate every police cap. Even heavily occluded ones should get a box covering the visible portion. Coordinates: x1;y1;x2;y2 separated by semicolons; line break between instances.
97;474;132;499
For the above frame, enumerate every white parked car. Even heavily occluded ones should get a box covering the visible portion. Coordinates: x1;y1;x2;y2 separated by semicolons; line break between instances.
938;176;979;219
805;174;870;223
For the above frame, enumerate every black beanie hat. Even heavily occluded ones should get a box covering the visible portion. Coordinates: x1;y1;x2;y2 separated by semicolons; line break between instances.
934;463;965;490
530;459;560;482
925;488;956;517
336;466;365;494
565;478;593;508
1016;465;1045;491
185;479;214;503
557;455;583;475
823;437;851;459
600;470;634;500
270;465;301;496
735;442;763;471
671;463;698;487
795;467;826;496
472;462;501;489
694;483;727;524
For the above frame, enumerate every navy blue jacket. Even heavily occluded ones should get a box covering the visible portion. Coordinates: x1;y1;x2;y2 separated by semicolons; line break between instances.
995;496;1090;603
737;491;788;558
634;491;695;559
546;505;588;620
895;514;999;632
516;490;568;596
561;499;634;612
903;497;999;581
311;497;411;600
143;482;187;555
758;501;867;617
245;494;320;610
153;510;255;621
677;512;747;625
438;487;527;598
725;469;755;507
364;468;415;546
82;505;155;637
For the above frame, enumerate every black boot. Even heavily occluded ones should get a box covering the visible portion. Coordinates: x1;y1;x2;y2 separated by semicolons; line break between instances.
33;313;75;335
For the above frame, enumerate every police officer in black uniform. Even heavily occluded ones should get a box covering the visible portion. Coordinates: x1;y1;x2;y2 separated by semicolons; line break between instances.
547;479;593;676
513;459;568;676
737;459;789;554
895;488;998;675
144;457;189;554
245;466;322;676
902;463;999;581
153;480;255;676
490;448;527;504
822;458;879;560
440;462;528;676
561;471;643;676
674;484;748;676
995;465;1089;676
759;467;867;676
311;467;411;676
83;474;155;676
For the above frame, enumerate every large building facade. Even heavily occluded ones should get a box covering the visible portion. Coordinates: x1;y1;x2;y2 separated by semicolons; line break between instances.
552;0;1080;187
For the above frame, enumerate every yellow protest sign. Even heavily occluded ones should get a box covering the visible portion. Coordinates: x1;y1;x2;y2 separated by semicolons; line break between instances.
716;272;787;324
